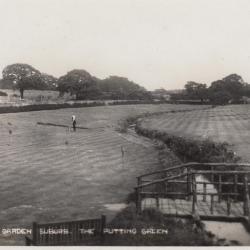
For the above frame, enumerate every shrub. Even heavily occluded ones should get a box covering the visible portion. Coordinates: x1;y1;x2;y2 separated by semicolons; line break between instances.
0;101;106;114
135;123;239;164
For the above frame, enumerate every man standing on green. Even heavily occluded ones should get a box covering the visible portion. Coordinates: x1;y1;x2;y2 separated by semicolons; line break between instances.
72;115;76;132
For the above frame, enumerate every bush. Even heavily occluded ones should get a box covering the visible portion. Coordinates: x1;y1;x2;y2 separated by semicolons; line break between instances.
0;101;105;114
135;124;240;163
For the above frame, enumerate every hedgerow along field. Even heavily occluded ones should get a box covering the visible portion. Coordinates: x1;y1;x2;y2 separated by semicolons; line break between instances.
139;104;250;162
0;104;206;244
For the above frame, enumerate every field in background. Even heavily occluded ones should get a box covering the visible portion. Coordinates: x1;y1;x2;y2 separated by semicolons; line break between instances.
0;104;206;241
0;89;168;108
140;104;250;162
0;89;66;106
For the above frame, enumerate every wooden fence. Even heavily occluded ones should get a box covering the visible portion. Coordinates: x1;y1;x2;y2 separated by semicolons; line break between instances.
25;215;106;246
135;163;250;218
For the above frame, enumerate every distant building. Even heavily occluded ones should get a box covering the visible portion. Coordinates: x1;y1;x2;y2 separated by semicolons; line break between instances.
151;88;171;101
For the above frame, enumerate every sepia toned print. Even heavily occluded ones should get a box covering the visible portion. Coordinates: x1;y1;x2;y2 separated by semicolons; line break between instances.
0;0;250;246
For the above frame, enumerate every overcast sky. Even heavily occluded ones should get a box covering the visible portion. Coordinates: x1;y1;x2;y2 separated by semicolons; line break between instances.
0;0;250;90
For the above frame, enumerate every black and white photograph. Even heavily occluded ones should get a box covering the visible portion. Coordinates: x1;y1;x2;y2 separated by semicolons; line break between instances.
0;0;250;246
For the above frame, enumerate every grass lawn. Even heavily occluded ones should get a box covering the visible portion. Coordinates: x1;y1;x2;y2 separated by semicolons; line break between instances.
140;105;250;162
0;104;206;245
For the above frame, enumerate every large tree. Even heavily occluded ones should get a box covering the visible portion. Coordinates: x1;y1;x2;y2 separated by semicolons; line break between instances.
209;74;246;104
243;84;250;97
98;76;151;100
184;81;208;102
2;63;43;99
41;73;58;90
57;69;99;99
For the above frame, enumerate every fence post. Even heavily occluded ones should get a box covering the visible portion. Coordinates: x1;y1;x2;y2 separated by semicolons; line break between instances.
187;168;192;201
243;174;250;216
137;177;141;187
210;194;214;215
192;173;197;214
100;215;106;243
211;166;214;183
135;187;141;214
227;196;231;216
218;174;222;203
234;174;238;201
32;222;38;246
156;193;160;209
203;183;207;202
163;180;167;198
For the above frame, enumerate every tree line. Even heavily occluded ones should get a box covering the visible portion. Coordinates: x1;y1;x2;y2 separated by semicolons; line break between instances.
0;63;152;100
1;63;249;105
171;74;250;105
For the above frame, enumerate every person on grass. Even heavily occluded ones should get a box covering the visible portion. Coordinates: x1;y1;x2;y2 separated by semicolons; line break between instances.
72;115;76;131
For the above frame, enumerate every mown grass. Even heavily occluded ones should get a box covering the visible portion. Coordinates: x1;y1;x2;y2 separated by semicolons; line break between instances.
116;106;210;133
138;105;250;162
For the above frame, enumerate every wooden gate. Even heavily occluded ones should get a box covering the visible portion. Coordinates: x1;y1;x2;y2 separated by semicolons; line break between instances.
25;215;106;246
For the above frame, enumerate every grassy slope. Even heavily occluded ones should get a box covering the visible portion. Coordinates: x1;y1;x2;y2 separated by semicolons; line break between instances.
140;105;250;162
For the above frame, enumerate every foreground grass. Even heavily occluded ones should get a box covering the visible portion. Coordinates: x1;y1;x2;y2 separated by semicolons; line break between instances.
103;205;216;246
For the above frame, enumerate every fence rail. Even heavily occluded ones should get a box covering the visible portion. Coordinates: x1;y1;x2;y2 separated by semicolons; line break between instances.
135;163;250;218
137;162;250;181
